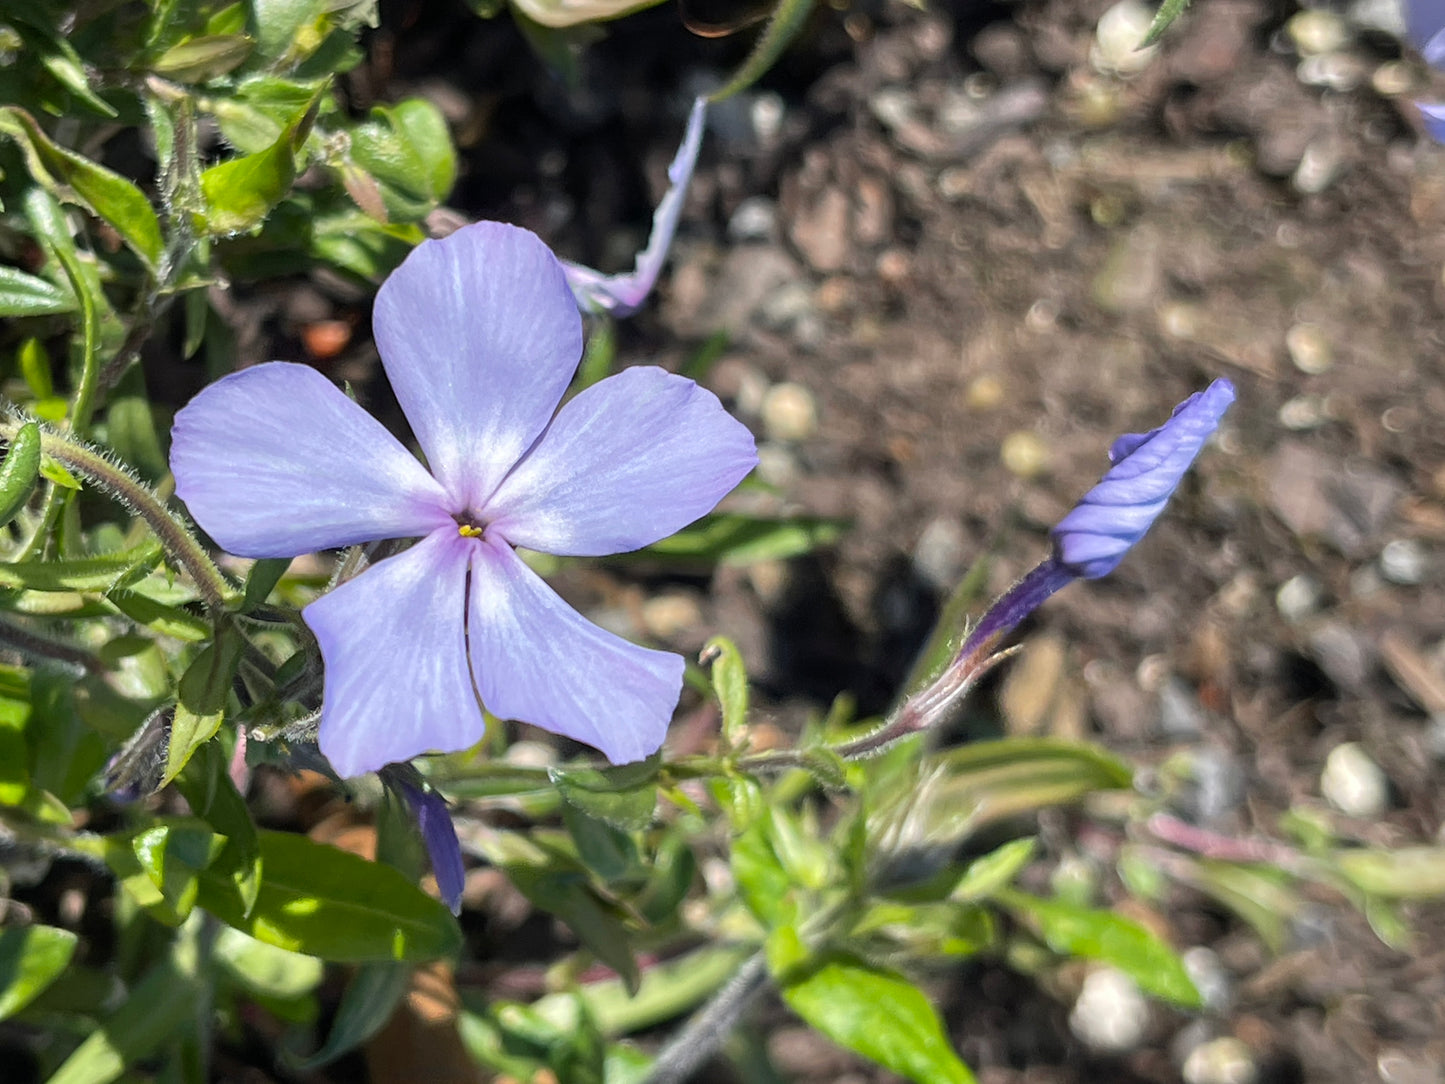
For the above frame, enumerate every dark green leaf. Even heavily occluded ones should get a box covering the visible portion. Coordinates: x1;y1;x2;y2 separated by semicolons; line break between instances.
562;802;639;882
0;266;74;316
291;961;409;1068
242;557;291;612
25;22;117;118
0;423;41;528
0;925;77;1020
133;822;229;919
106;588;212;640
999;890;1202;1008
196;830;461;962
346;98;457;221
771;939;976;1084
176;740;262;913
249;0;330;59
505;863;640;993
549;758;659;831
0;108;164;270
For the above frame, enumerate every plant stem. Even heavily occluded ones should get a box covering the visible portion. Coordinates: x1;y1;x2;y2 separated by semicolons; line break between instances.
642;951;769;1084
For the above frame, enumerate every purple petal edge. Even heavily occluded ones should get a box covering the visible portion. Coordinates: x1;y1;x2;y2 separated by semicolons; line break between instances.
399;781;465;916
562;97;707;317
1052;378;1235;579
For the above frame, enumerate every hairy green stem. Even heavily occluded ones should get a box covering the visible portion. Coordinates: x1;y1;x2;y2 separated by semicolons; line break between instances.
0;418;233;610
0;616;105;673
642;951;769;1084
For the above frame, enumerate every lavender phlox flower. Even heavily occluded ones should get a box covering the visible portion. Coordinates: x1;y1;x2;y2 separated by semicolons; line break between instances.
915;379;1234;726
170;222;758;778
397;780;465;916
562;97;706;317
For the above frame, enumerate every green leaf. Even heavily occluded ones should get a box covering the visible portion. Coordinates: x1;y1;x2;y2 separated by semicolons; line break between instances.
250;0;330;60
951;837;1037;901
575;317;616;391
704;635;748;747
771;941;976;1084
44;921;204;1084
549;758;659;831
998;891;1202;1008
290;961;409;1068
708;0;817;102
0;925;77;1020
345;98;457;221
0;541;161;594
1177;859;1297;954
1335;847;1445;900
0;670;32;807
152;34;254;81
241;557;290;612
133;822;229;919
562;802;639;883
106;588;212;641
23;21;118;118
176;740;262;914
165;625;246;783
199;96;319;235
0;109;164;270
0;266;75;316
196;830;461;962
639;513;845;566
18;338;54;398
0;423;42;528
213;926;324;1000
504;861;640;993
731;815;796;929
1141;0;1191;47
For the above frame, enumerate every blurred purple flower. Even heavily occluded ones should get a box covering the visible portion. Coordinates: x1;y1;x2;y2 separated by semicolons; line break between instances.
171;222;758;778
1406;0;1445;66
562;97;706;316
957;378;1234;664
398;781;465;916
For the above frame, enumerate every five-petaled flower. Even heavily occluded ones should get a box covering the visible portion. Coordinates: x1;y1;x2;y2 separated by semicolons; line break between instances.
171;222;759;778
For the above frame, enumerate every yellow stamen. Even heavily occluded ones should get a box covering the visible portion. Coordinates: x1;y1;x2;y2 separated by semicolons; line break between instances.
458;524;483;538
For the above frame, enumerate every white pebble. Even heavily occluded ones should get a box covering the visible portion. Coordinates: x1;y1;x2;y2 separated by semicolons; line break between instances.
1183;1037;1258;1084
1070;968;1148;1051
1321;742;1390;817
1380;539;1427;585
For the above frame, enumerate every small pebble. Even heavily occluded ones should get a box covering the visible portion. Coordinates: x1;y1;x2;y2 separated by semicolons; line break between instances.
1286;9;1349;56
1278;395;1328;431
1183;946;1232;1013
1371;60;1415;97
727;197;778;243
1380;539;1427;585
1159;678;1206;737
1276;574;1323;622
755;443;799;488
1293;139;1346;195
641;593;703;640
1091;0;1159;75
1070;968;1148;1051
912;516;969;591
1001;430;1049;478
965;374;1006;410
1321;741;1390;817
1183;1037;1258;1084
1296;52;1366;92
760;382;818;442
1285;322;1333;374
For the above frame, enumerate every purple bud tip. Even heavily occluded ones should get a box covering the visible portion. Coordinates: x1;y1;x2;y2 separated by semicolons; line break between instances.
1051;378;1235;579
400;782;466;916
1417;102;1445;144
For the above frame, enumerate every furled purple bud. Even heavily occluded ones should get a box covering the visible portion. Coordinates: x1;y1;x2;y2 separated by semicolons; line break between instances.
562;97;706;316
399;782;465;916
1050;378;1235;579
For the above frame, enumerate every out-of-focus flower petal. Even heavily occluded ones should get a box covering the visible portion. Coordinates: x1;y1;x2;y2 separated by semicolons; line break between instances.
1405;0;1445;65
373;222;583;510
398;781;466;916
306;531;484;778
467;538;682;765
562;98;707;317
484;366;757;556
1418;101;1445;142
1052;378;1235;578
171;363;454;557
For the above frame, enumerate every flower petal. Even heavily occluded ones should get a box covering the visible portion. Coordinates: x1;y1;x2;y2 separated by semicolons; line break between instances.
306;531;484;778
373;222;583;510
171;362;453;557
467;538;682;764
1052;378;1234;578
562;97;707;317
484;367;758;556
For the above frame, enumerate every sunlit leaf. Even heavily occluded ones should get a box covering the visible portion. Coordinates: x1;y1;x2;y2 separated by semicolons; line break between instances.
0;266;75;316
0;925;77;1020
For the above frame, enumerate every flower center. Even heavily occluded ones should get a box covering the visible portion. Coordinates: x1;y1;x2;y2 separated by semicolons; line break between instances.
454;512;485;539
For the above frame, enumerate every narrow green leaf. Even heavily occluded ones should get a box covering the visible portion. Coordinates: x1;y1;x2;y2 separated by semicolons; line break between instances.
133;822;229;919
575;317;616;391
708;0;817;102
639;513;845;565
0;671;32;807
561;802;639;882
165;626;246;783
0;542;162;593
505;863;640;993
250;0;330;60
998;890;1202;1008
18;339;53;397
27;24;118;119
731;815;795;929
773;947;976;1084
176;740;262;913
0;267;75;316
549;758;659;831
152;34;254;81
1141;0;1191;47
106;589;212;640
951;837;1037;901
290;961;409;1068
0;423;42;528
213;926;324;1001
0;925;77;1020
1336;847;1445;900
0;109;163;270
241;557;290;612
195;830;462;963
